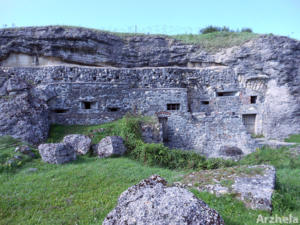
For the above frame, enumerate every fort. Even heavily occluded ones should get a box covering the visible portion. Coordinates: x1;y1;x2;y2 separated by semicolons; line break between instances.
0;26;299;158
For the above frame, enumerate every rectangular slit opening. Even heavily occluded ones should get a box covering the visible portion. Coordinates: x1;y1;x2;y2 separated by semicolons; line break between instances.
217;91;238;97
167;104;180;111
108;107;120;112
201;101;209;105
53;109;68;114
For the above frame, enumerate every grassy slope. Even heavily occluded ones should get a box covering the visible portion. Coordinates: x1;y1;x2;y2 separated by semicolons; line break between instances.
1;118;300;225
173;31;259;52
0;156;182;225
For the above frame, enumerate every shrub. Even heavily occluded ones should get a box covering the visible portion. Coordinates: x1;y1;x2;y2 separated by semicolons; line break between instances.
200;25;221;34
241;28;253;33
199;25;233;34
199;26;253;34
128;141;235;170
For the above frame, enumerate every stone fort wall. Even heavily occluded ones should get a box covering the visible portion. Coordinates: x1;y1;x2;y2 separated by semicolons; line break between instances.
0;65;264;157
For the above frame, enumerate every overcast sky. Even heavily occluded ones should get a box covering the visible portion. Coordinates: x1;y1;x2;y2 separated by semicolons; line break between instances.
1;0;299;39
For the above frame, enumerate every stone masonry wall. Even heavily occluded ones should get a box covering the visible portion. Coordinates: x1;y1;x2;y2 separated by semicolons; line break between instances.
0;48;299;155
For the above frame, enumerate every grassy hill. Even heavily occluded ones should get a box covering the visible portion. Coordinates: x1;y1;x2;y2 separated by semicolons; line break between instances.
0;116;299;225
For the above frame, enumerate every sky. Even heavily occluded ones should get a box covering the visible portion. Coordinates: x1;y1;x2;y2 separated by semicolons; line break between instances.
1;0;300;39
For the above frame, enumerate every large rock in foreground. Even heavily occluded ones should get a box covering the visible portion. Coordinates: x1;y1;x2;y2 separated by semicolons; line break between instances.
38;143;76;164
63;134;91;155
96;136;126;158
103;175;224;225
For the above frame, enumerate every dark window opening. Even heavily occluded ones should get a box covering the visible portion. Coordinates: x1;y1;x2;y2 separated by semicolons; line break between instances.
201;101;209;105
115;75;119;80
108;107;120;112
217;91;238;97
93;77;96;81
83;102;91;109
250;96;257;104
54;109;68;113
167;104;180;111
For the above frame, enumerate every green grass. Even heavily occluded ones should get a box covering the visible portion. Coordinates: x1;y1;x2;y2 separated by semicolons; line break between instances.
1;117;300;225
0;136;38;173
0;156;182;225
285;134;300;143
173;31;259;52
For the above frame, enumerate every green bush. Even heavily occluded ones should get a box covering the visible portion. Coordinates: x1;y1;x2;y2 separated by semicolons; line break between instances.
128;141;235;170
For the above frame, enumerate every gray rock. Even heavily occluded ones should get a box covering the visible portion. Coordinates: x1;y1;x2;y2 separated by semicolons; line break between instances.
233;165;276;211
103;174;224;225
182;165;276;211
96;136;126;158
0;75;49;145
38;143;76;164
63;134;91;155
0;26;195;68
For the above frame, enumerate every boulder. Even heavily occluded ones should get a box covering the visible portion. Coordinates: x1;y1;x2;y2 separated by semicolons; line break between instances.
38;143;76;164
96;136;126;158
63;134;91;155
103;175;224;225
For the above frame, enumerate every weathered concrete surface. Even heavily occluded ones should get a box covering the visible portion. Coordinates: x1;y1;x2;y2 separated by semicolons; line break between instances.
63;134;91;155
103;174;224;225
180;165;276;211
96;136;126;158
0;74;49;144
38;143;76;164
